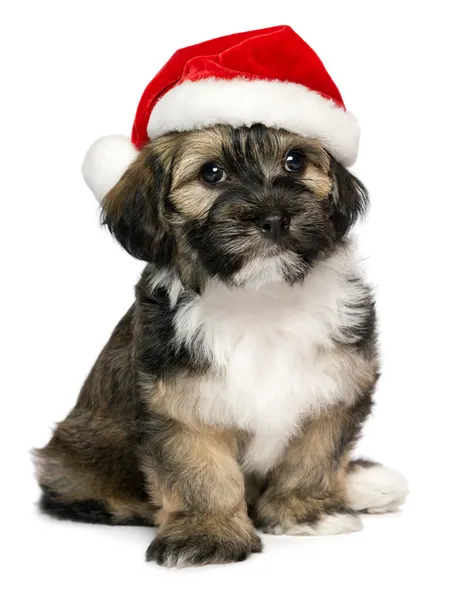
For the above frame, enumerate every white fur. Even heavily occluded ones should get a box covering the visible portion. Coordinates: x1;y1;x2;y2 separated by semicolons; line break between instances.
147;78;360;167
347;464;409;513
149;268;184;308
173;245;369;473
82;134;139;202
266;513;362;536
232;254;297;289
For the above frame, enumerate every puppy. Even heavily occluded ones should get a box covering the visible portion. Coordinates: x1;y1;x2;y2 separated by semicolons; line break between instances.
35;124;408;567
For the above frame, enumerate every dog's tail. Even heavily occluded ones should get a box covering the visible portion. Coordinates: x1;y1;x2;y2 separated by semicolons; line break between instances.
346;459;409;514
38;484;152;526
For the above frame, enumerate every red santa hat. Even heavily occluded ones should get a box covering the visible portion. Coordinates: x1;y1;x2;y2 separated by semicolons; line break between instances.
83;25;359;202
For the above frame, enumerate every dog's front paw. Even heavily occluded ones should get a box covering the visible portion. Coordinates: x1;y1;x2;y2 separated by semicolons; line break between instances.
253;493;362;536
146;514;262;567
261;511;362;536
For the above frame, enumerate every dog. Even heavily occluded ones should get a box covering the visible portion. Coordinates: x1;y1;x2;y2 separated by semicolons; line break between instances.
35;123;408;567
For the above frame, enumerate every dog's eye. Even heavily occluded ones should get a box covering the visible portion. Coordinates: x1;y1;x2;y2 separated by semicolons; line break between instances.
200;163;227;184
284;151;305;173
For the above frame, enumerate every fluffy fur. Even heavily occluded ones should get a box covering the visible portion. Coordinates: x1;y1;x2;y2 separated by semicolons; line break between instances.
265;512;363;536
347;460;409;513
173;245;373;473
35;124;405;568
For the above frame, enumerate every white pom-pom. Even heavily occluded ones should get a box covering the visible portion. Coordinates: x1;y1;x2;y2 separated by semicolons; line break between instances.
82;134;139;202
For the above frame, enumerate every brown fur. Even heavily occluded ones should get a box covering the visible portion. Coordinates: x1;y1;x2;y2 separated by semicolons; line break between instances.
36;124;378;566
253;394;374;531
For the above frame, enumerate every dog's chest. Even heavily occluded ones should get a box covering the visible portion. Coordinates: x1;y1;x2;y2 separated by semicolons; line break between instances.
174;255;362;472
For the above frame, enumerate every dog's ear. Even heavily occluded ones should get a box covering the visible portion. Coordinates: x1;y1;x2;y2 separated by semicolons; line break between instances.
328;155;369;238
101;145;174;263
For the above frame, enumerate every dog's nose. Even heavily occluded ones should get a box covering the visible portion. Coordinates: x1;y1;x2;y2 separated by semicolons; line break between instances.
255;212;291;242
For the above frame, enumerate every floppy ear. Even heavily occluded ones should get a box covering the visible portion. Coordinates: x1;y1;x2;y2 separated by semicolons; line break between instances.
328;155;369;237
101;146;174;263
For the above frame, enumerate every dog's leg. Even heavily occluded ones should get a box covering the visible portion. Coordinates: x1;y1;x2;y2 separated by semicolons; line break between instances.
253;394;372;536
142;418;261;567
346;459;409;514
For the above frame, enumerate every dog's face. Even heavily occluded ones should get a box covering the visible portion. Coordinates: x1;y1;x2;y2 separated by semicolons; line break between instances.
102;124;368;288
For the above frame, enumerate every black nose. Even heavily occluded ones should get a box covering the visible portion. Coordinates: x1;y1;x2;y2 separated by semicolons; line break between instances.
255;212;291;242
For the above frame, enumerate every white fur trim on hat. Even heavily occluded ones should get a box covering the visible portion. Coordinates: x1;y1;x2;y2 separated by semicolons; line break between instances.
147;78;360;166
82;134;138;202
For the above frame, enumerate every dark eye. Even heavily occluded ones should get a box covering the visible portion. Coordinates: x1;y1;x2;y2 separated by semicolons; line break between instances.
200;163;227;184
284;151;305;173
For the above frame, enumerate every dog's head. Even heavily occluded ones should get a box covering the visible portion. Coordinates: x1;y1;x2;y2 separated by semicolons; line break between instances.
102;124;368;288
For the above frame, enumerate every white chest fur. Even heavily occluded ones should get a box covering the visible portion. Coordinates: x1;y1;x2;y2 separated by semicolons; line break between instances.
174;246;368;473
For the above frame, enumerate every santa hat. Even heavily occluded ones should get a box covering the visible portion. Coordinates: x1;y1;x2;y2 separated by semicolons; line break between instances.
83;25;359;202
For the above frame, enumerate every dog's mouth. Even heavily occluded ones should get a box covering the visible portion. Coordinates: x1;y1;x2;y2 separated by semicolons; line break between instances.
187;204;332;287
231;245;308;288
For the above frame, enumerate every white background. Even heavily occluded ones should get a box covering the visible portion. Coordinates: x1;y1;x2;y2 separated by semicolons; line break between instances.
2;1;467;598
